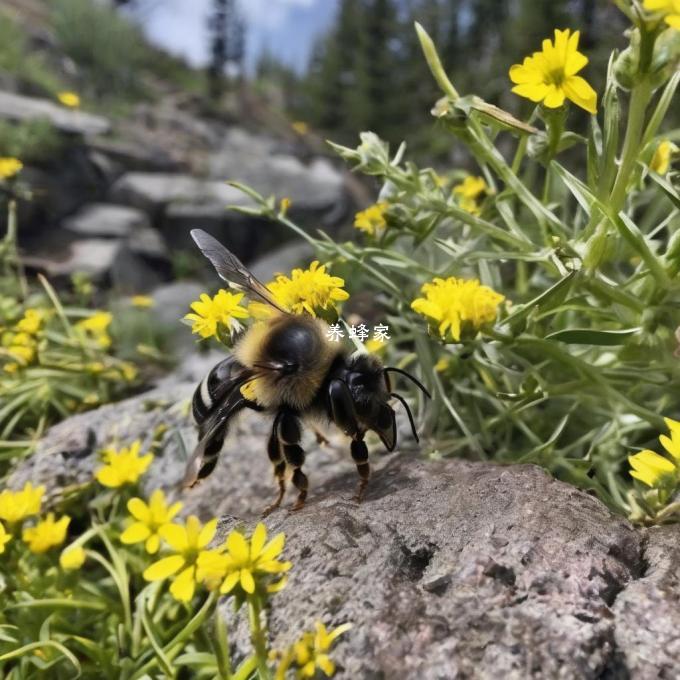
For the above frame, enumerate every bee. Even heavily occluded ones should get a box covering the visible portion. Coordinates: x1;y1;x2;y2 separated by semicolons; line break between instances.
183;229;431;515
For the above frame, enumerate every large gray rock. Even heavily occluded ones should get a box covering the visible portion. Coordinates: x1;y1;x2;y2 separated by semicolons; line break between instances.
0;91;110;136
210;128;346;216
8;364;676;679
109;173;253;213
62;203;150;238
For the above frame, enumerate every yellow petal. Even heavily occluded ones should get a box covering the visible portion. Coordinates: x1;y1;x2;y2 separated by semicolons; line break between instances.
220;570;240;594
250;523;268;559
227;531;249;562
258;532;285;562
317;654;335;677
198;518;218;549
145;533;161;554
120;522;151;544
266;575;288;593
240;568;256;594
159;523;188;552
127;497;150;522
143;555;185;581
563;75;597;114
95;467;122;488
170;566;196;602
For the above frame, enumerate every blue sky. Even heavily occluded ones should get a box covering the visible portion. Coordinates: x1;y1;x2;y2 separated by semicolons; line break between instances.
127;0;338;73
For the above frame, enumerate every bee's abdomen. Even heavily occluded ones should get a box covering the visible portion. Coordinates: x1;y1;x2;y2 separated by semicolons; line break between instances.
192;355;245;427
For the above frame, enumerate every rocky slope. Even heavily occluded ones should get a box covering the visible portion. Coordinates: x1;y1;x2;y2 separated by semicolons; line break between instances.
9;356;679;679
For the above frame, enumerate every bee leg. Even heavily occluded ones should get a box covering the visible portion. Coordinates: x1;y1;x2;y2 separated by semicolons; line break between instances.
350;437;370;503
262;418;286;517
277;409;308;511
312;426;330;446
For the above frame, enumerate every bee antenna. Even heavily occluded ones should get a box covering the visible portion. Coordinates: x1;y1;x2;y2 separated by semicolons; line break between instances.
389;392;419;443
384;367;431;399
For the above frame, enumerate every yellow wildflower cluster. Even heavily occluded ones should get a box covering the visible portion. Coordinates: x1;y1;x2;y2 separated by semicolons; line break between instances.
411;276;505;342
452;176;489;215
141;520;290;603
23;513;71;553
57;91;81;108
629;418;680;488
509;28;597;113
75;311;113;349
0;481;44;524
95;440;154;488
184;289;250;340
274;621;352;679
354;202;389;237
265;262;350;318
1;308;46;373
0;482;72;556
0;157;23;180
643;0;680;28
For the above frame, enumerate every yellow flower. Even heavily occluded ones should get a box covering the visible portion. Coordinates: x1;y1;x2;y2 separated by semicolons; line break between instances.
509;29;597;114
184;290;250;340
16;309;45;335
629;449;677;487
659;417;680;462
354;203;389;237
0;157;23;180
266;262;349;318
643;0;680;28
280;197;292;216
292;121;309;135
453;176;488;215
196;522;291;596
60;544;86;570
288;622;352;678
120;489;183;554
0;522;11;554
95;440;153;488
22;513;70;553
130;295;154;308
411;277;505;342
119;361;138;382
0;482;45;524
57;91;80;108
143;515;217;602
364;338;387;356
75;311;113;348
650;140;677;174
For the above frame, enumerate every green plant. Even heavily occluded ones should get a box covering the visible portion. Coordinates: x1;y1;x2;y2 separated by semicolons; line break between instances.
51;0;148;100
0;442;350;679
0;11;66;96
0;120;62;162
225;4;680;524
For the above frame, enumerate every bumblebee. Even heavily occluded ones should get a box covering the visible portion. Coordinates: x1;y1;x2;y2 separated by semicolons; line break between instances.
183;229;430;515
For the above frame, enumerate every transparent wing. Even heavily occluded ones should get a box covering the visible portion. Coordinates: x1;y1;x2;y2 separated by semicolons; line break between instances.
190;228;288;313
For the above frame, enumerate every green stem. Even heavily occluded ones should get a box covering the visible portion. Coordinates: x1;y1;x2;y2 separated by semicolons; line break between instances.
609;79;652;213
248;596;271;680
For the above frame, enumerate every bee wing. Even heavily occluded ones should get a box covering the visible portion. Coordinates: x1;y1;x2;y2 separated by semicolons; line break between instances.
190;228;288;313
183;375;260;488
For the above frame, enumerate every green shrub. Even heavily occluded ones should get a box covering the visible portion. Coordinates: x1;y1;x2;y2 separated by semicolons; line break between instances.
51;0;148;100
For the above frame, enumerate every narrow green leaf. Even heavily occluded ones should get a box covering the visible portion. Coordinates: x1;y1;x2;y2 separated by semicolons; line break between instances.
545;327;640;345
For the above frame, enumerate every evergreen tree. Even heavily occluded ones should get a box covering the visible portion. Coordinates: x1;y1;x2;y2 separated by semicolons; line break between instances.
207;0;245;98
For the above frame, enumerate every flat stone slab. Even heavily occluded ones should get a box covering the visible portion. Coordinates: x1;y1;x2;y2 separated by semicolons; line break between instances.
0;91;110;136
62;203;150;237
8;360;678;679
